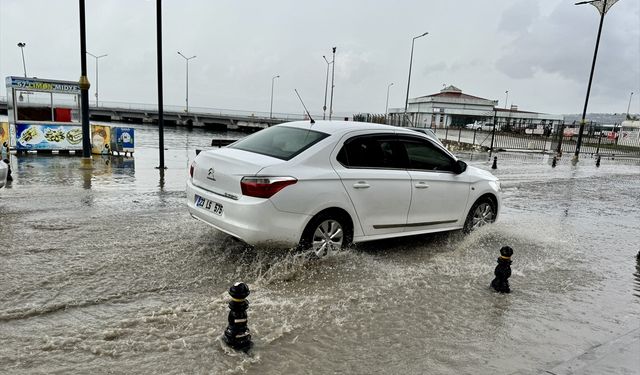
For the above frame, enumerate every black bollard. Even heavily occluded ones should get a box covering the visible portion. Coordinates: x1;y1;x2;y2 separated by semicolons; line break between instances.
491;246;513;293
491;156;497;170
552;156;557;168
3;159;12;181
596;155;601;167
222;282;253;352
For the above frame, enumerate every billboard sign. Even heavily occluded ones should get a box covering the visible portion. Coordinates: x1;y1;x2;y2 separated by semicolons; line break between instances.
15;123;83;150
0;122;9;147
91;125;111;155
6;76;80;94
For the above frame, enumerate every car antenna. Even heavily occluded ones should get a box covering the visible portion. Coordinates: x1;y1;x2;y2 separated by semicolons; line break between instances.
294;89;315;124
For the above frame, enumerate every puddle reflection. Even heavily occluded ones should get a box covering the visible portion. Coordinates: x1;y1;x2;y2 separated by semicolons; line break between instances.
14;154;136;190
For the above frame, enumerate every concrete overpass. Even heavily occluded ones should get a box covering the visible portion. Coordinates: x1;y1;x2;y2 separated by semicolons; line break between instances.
0;98;309;132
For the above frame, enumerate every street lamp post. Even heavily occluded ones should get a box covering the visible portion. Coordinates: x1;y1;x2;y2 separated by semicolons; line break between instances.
573;0;618;162
86;52;107;107
329;47;336;120
322;55;333;120
78;0;92;159
404;32;428;127
17;42;27;77
626;92;634;119
177;51;196;113
385;82;394;120
270;75;280;118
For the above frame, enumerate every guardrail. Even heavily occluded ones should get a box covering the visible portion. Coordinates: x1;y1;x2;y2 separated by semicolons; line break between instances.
0;96;351;123
434;126;640;157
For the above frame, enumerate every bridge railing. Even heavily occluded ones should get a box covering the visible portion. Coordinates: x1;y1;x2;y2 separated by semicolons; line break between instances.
0;96;318;122
93;100;313;122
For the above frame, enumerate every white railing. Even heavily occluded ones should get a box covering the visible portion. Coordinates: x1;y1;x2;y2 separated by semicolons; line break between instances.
0;96;348;122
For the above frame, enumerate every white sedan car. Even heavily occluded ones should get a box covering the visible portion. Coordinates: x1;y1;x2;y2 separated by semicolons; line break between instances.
0;161;8;189
465;123;482;130
187;121;501;254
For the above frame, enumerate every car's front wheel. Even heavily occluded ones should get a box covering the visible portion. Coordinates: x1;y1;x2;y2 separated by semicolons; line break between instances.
463;197;496;233
299;211;353;257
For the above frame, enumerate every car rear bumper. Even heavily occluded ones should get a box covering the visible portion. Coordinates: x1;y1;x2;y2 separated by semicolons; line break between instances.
186;179;309;248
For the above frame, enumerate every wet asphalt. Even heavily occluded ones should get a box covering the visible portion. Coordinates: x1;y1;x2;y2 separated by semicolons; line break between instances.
0;124;639;374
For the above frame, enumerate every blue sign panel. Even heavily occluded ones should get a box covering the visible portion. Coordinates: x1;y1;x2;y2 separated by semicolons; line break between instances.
110;127;135;153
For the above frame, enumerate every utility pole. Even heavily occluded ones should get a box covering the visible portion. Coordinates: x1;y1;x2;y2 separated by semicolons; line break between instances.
78;0;91;159
177;51;196;113
404;32;428;127
322;55;332;120
156;0;166;170
574;0;617;162
385;82;394;120
329;47;336;120
17;42;27;77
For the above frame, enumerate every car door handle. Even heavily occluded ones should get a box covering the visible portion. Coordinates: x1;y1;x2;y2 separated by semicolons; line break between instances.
415;182;430;189
353;182;370;189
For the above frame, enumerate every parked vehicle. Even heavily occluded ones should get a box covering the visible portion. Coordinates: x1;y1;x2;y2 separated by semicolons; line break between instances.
465;122;482;130
0;161;7;189
481;123;496;131
187;121;501;255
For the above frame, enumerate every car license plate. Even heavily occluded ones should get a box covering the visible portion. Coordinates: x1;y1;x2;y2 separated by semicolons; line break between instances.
194;194;223;216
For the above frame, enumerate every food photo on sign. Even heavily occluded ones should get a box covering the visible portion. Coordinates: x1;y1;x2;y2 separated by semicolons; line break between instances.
15;124;83;150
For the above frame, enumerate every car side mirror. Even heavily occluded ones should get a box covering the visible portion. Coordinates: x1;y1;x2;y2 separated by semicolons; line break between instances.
454;160;467;174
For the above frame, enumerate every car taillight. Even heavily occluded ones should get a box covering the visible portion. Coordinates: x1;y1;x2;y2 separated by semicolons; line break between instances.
241;176;297;198
189;163;195;178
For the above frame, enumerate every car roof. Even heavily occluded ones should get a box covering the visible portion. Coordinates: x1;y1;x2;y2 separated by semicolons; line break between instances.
277;120;418;136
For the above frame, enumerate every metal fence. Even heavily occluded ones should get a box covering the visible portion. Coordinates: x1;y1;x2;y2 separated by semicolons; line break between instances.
408;120;640;158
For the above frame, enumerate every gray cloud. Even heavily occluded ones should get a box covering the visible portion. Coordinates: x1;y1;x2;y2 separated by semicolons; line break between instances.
496;1;639;111
1;0;638;115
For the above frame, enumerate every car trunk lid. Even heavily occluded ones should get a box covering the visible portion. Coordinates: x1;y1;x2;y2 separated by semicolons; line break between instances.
192;148;282;198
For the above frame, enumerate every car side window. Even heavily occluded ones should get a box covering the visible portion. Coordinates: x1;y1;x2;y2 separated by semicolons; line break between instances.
337;135;406;169
401;137;456;172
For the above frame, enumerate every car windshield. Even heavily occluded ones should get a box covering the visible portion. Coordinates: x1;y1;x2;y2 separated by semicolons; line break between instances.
229;126;329;160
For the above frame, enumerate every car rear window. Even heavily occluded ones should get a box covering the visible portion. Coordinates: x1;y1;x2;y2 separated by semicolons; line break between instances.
229;126;329;160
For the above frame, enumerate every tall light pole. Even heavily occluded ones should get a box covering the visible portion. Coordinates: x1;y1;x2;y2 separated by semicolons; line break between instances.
385;82;394;119
404;31;428;126
86;52;107;107
157;0;166;170
626;91;634;119
270;74;280;118
322;55;333;120
504;90;509;109
78;0;92;158
177;51;196;113
329;47;336;120
573;0;618;162
17;42;27;77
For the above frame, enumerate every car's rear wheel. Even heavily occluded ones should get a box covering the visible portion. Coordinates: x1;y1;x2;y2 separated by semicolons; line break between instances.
463;197;496;233
300;212;352;257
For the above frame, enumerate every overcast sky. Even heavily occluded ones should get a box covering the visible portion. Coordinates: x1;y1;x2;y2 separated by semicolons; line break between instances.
1;0;638;117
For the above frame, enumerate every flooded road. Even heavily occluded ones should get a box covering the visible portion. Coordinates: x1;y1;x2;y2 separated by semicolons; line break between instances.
1;125;639;374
